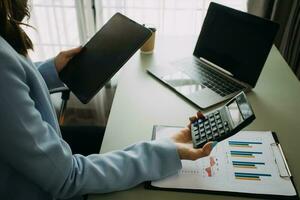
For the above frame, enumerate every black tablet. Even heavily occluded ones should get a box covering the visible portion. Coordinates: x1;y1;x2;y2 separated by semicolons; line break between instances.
59;13;152;104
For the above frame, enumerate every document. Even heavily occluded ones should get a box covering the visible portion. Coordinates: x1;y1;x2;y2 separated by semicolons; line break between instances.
151;126;297;197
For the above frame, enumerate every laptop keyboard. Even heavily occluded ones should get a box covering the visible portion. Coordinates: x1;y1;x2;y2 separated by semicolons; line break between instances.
177;60;245;97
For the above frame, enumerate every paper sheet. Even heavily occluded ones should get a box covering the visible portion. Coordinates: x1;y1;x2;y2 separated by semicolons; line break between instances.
151;126;296;196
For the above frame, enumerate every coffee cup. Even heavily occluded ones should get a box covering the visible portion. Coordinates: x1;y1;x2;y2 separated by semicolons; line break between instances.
140;27;156;54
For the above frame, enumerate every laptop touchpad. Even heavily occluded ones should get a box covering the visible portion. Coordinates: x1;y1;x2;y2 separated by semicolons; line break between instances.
162;71;205;95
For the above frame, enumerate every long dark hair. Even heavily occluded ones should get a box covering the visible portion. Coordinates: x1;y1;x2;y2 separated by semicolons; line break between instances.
0;0;33;56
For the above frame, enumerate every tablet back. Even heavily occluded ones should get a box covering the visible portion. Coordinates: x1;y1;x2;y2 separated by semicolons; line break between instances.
59;13;152;104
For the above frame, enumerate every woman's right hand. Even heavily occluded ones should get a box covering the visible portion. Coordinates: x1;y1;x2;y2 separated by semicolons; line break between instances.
171;111;217;160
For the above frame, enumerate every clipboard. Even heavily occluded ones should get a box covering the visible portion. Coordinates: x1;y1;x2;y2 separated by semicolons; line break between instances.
145;125;299;200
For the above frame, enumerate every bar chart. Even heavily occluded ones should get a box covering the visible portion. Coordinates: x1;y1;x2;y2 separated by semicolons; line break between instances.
229;140;262;148
234;172;272;181
232;161;265;169
230;150;263;158
226;139;272;181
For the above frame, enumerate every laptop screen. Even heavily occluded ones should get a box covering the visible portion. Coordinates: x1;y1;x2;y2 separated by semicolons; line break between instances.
193;2;279;87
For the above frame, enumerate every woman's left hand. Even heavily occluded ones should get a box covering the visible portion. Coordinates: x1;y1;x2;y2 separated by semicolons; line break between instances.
54;46;82;73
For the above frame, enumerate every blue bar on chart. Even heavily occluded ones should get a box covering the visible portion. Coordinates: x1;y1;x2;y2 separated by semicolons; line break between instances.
229;140;262;148
234;172;271;181
232;161;265;169
230;150;262;158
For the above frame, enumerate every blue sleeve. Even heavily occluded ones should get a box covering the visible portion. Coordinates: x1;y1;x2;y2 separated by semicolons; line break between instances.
34;58;65;90
0;52;182;199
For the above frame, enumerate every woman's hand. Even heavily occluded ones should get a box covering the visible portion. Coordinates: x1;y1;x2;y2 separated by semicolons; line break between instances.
54;46;82;73
171;111;217;160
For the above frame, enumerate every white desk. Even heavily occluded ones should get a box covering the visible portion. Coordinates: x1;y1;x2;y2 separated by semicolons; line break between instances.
89;36;300;200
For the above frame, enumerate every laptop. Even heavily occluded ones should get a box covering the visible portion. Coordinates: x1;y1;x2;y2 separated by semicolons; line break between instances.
147;2;279;109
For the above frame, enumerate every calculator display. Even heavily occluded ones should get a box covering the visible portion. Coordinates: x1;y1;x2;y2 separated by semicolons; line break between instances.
227;100;243;127
236;95;253;119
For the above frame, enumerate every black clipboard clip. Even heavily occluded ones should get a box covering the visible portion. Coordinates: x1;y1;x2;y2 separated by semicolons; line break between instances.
270;142;292;178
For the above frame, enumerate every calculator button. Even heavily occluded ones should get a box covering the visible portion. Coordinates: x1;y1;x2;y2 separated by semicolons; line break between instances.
200;132;206;138
224;121;228;126
205;125;210;130
198;125;204;130
193;133;199;139
195;134;200;140
206;129;212;135
213;131;219;138
218;124;223;129
219;129;225;135
208;113;214;118
200;127;205;132
200;138;207;144
204;121;209;126
212;127;217;132
215;115;221;120
207;135;213;140
199;123;204;128
214;111;220;115
225;127;230;133
198;119;204;124
211;122;216;127
192;126;198;131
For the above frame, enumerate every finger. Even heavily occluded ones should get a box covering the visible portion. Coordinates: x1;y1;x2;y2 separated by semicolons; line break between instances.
188;112;204;129
189;116;197;123
195;141;214;159
188;115;197;129
202;141;214;156
196;111;205;119
64;46;83;57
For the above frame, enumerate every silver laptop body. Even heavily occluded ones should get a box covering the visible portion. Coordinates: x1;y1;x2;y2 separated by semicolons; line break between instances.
147;56;251;109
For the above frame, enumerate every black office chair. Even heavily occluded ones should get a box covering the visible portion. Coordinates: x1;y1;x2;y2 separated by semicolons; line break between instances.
49;86;70;125
49;87;105;156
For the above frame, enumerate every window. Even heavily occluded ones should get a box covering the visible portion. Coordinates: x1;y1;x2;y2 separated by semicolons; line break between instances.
25;0;81;61
26;0;248;60
95;0;247;36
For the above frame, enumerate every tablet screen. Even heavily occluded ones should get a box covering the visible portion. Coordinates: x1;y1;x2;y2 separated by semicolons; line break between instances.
59;13;152;103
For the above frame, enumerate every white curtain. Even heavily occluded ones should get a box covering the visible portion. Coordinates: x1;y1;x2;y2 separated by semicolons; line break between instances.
25;0;110;126
94;0;248;36
25;0;81;61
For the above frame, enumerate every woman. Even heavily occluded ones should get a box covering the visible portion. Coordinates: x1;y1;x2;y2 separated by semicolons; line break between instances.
0;1;214;200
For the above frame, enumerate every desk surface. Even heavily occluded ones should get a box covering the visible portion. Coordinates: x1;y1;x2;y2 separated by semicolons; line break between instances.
89;36;300;200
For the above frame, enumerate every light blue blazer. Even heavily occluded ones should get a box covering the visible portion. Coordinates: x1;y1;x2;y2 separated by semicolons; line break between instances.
0;36;182;200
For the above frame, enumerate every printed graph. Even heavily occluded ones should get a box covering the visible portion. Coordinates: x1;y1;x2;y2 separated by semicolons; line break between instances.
204;156;218;177
232;161;265;169
229;140;262;148
180;156;220;177
230;150;263;158
234;172;271;181
226;138;272;182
